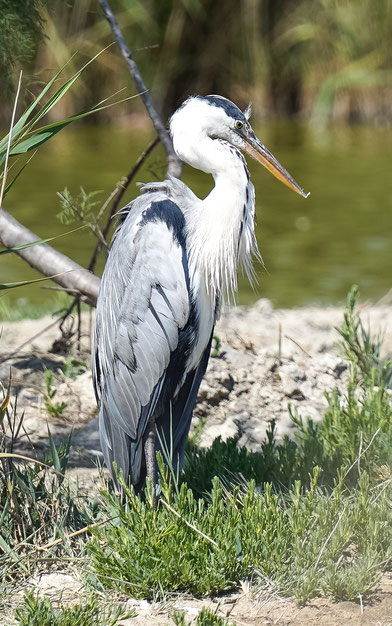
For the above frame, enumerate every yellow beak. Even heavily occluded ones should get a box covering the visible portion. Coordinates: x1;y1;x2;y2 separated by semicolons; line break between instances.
243;134;309;198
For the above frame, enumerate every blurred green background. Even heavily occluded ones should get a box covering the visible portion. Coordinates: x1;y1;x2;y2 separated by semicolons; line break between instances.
1;0;392;311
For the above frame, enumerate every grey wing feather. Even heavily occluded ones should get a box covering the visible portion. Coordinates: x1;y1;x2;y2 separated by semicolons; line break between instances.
156;332;213;473
93;189;191;484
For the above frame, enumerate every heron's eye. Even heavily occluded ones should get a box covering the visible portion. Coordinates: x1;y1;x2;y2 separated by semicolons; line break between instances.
235;120;244;130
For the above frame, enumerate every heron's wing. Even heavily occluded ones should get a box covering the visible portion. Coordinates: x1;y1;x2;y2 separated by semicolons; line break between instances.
92;198;190;483
155;331;213;473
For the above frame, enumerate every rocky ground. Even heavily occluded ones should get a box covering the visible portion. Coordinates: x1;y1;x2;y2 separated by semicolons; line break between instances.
1;297;391;476
1;297;392;625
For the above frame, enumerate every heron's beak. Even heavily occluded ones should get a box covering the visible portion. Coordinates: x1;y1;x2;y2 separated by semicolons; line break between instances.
243;134;309;198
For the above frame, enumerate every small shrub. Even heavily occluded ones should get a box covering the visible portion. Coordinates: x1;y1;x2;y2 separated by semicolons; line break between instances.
62;356;88;380
14;592;133;626
57;187;103;228
43;370;67;417
172;606;234;625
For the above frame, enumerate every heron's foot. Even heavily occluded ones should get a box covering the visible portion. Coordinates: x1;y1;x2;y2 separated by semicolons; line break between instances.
144;419;157;507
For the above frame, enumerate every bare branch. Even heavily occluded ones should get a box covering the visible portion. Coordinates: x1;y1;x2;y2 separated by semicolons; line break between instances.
110;136;160;218
87;136;159;274
0;208;100;306
97;0;182;178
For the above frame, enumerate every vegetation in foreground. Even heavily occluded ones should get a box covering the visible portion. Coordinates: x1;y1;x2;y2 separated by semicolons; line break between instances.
13;593;230;626
1;287;392;622
14;592;133;626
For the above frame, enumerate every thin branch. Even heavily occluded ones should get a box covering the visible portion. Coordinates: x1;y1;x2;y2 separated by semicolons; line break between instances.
56;191;108;249
0;70;23;206
0;453;65;477
87;136;159;273
96;186;120;224
36;516;118;552
284;334;312;358
97;0;181;178
343;427;381;479
160;498;218;547
110;136;160;217
314;507;346;569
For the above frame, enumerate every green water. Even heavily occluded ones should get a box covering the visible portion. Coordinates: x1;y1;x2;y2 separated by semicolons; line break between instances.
1;123;391;311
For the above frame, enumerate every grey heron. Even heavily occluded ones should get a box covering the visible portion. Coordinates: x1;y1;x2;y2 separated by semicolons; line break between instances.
92;95;308;488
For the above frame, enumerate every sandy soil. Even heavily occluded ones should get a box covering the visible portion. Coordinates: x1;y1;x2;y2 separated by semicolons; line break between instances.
5;570;392;625
1;297;392;624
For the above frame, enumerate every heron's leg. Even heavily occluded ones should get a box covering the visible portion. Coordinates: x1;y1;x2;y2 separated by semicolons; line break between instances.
144;417;157;506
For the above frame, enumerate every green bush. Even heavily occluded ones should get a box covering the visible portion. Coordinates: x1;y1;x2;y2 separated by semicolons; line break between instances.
14;592;132;626
183;287;392;495
89;467;392;603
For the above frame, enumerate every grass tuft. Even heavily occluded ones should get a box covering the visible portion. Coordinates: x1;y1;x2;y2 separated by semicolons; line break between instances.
0;394;99;584
172;606;234;625
14;591;133;626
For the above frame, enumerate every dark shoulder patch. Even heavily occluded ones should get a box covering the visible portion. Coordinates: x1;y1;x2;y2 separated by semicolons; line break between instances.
203;95;245;122
140;199;186;247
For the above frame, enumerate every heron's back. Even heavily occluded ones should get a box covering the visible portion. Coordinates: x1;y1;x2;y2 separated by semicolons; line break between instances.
92;178;215;486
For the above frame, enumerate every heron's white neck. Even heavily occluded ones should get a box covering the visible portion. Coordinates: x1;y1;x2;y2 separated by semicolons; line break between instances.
173;130;256;305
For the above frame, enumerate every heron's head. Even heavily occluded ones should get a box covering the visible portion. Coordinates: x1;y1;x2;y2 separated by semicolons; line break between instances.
170;95;309;198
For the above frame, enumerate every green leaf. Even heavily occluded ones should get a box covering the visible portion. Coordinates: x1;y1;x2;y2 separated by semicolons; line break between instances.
28;44;114;128
1;150;37;198
47;427;62;474
0;377;11;426
8;94;138;157
10;130;63;155
0;534;29;573
0;66;63;154
0;45;115;164
0;276;56;290
0;223;88;256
